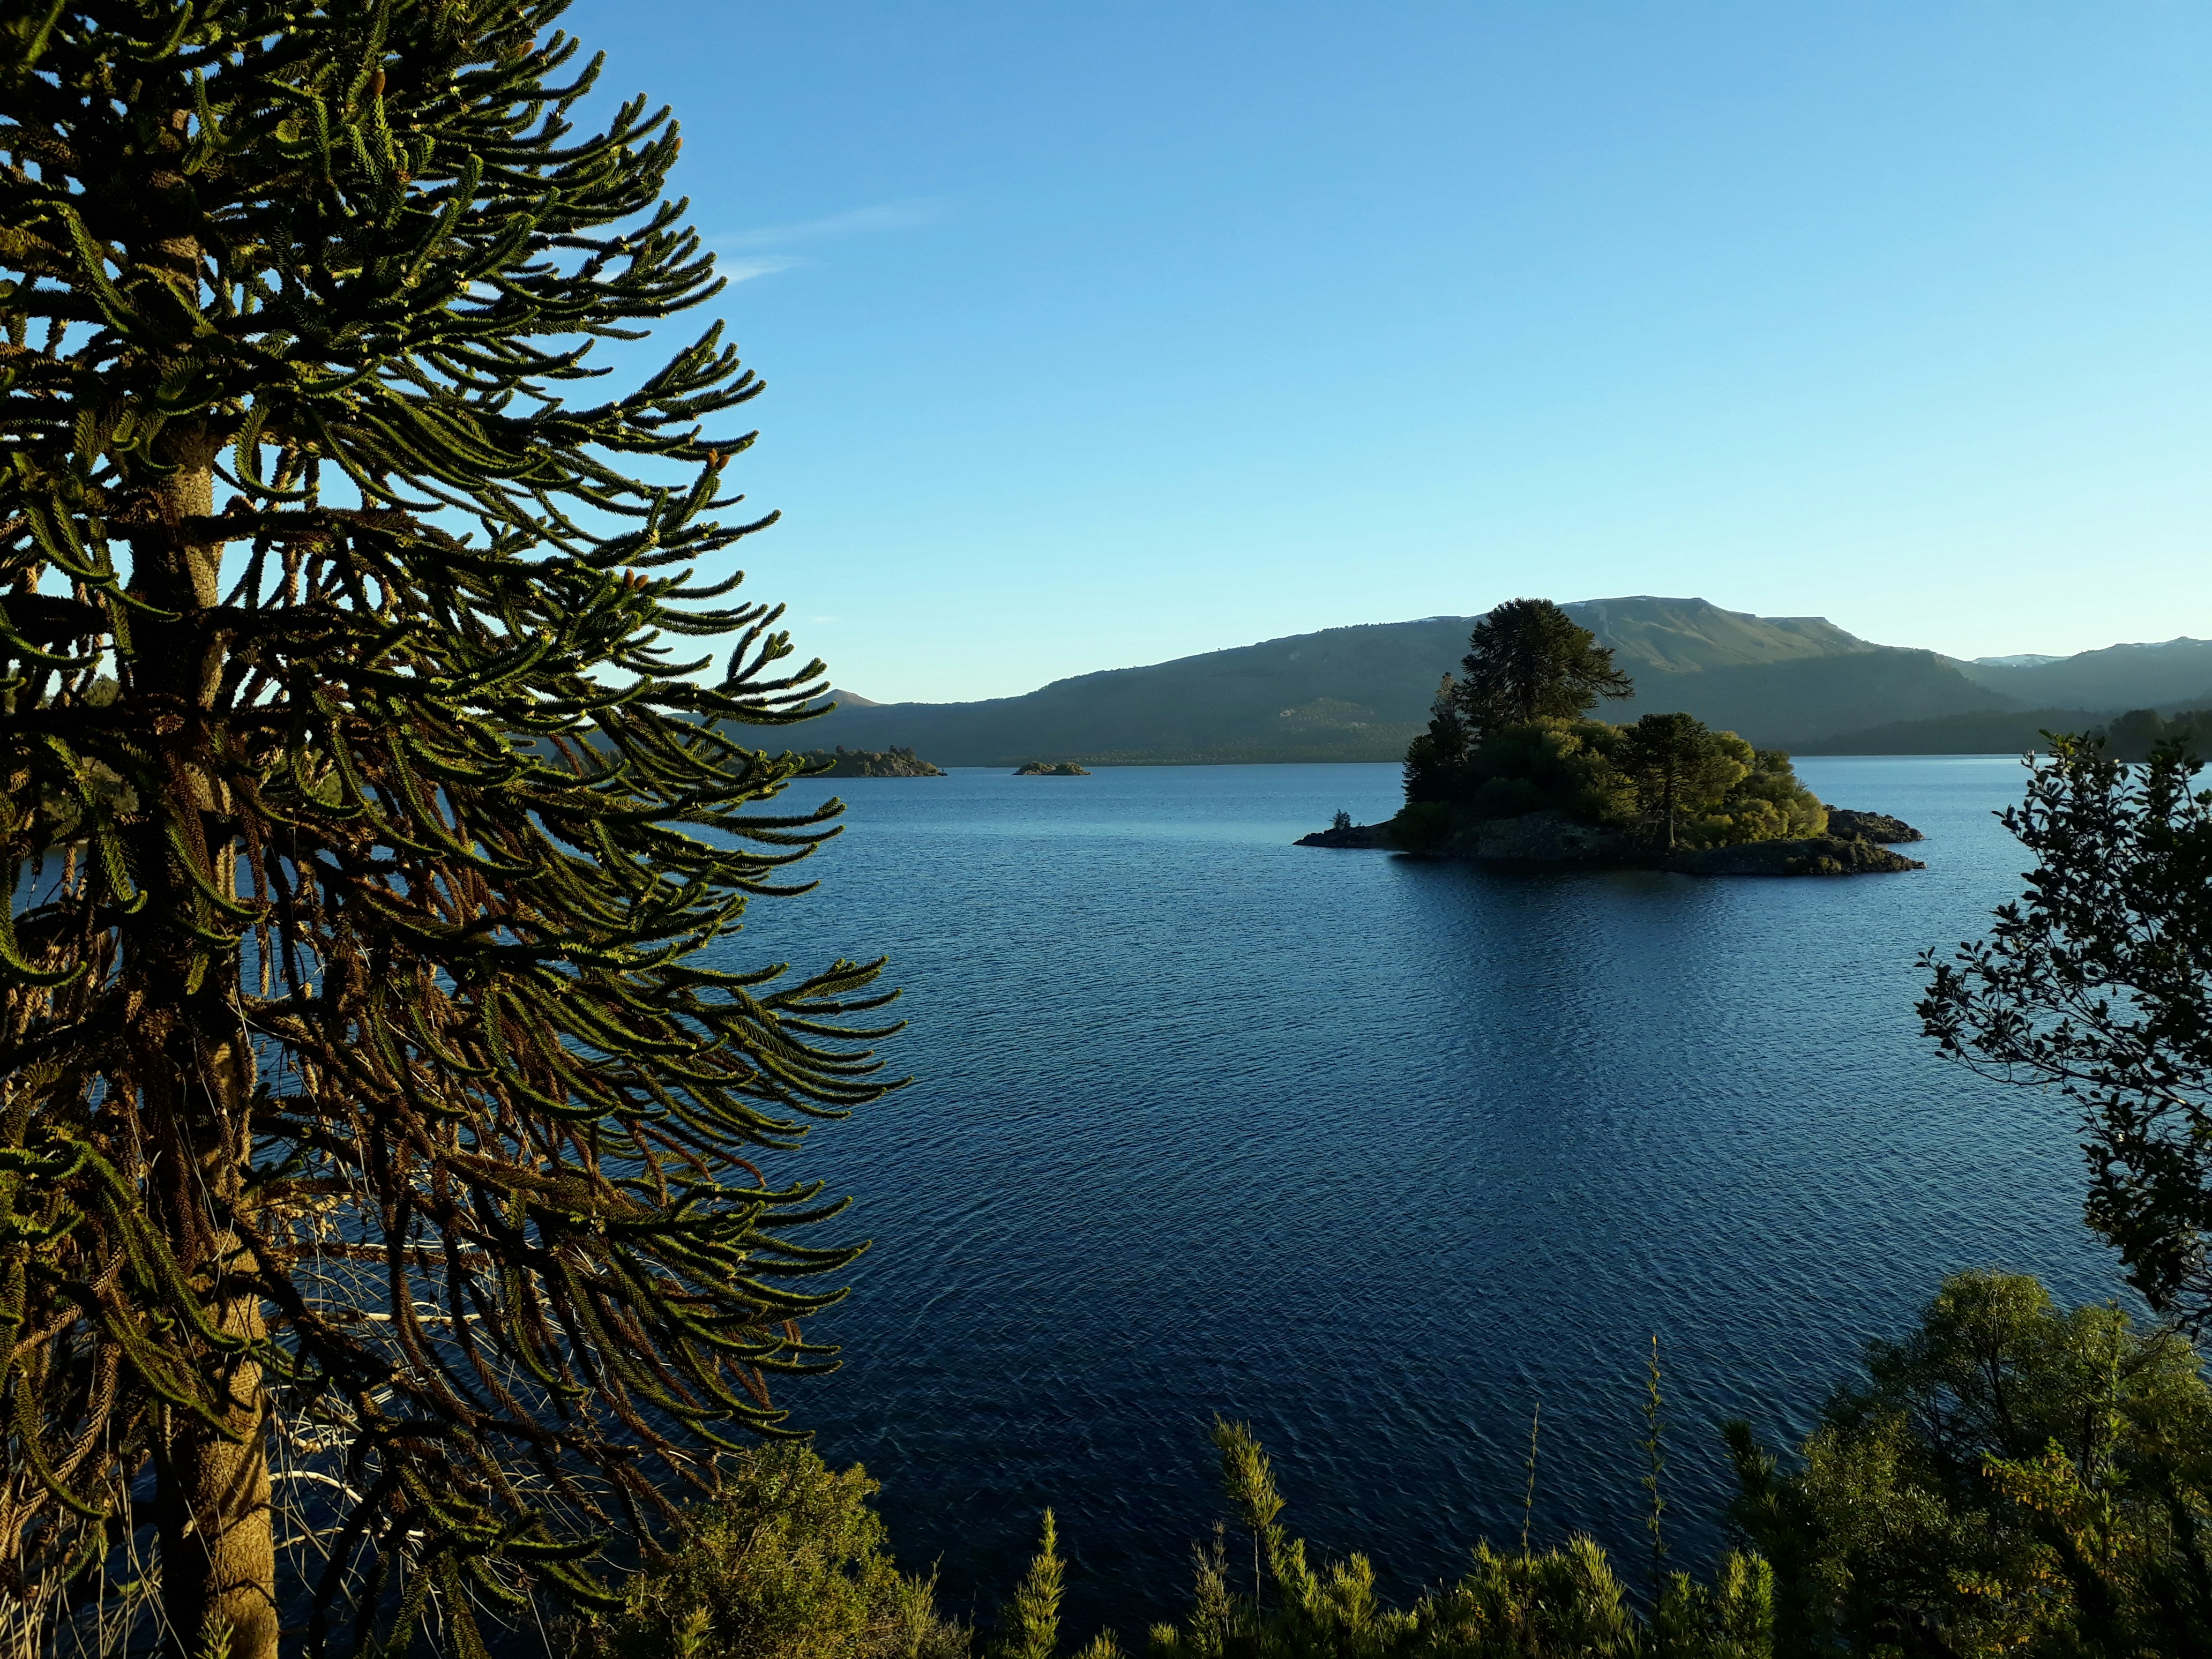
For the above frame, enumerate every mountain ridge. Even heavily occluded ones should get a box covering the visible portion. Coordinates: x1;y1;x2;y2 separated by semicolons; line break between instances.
798;597;2212;765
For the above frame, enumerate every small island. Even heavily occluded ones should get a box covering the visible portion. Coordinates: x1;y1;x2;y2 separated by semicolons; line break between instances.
1015;760;1092;775
1299;599;1925;877
804;745;946;777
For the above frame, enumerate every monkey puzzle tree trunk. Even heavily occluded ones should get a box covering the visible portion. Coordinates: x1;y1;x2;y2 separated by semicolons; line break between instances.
140;988;275;1659
122;137;273;1658
127;438;276;1658
154;1193;275;1659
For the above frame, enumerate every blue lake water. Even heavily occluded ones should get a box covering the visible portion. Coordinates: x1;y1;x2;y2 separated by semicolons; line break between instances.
722;757;2125;1636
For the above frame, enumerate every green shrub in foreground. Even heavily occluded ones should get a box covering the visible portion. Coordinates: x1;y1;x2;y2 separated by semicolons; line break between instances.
1140;1419;1771;1659
571;1445;965;1659
584;1274;2212;1659
1729;1269;2212;1658
579;1423;1765;1659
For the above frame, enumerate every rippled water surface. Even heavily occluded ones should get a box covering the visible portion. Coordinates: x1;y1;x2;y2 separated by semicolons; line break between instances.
721;757;2124;1633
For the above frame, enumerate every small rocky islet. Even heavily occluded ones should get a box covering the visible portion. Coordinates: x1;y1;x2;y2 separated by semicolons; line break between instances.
1015;760;1092;775
804;745;946;777
1313;599;1932;877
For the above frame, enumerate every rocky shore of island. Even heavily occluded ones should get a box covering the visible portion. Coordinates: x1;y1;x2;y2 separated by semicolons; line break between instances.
1297;805;1926;876
1819;806;1923;843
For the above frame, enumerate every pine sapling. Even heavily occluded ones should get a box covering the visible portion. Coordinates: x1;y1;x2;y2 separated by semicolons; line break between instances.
1645;1335;1670;1592
1521;1397;1543;1564
1001;1509;1064;1659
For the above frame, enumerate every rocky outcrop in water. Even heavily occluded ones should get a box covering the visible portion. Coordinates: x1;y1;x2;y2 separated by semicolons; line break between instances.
1822;806;1925;843
1296;820;1398;848
1297;808;1926;875
1672;834;1924;876
1015;760;1092;775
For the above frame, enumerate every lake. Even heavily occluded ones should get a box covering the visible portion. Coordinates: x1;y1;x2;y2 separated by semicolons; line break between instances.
723;756;2125;1637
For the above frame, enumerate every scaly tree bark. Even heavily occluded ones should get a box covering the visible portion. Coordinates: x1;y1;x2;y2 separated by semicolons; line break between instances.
0;4;899;1655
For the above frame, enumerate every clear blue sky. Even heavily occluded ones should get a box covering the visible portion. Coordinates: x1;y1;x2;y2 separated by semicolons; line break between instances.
564;1;2211;703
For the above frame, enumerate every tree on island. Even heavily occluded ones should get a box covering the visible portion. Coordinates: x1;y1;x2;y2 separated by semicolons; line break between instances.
1455;598;1634;739
1922;736;2212;1333
1396;602;1824;850
0;6;899;1655
1402;673;1471;805
1620;712;1735;851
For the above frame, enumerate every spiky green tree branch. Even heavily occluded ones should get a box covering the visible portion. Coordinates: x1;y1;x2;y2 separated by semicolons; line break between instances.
0;4;896;1654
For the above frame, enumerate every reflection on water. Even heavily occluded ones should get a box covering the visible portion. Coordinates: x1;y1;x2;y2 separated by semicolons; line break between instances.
719;756;2120;1631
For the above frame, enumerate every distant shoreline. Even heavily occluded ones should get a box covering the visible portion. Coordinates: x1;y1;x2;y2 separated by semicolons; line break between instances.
793;752;2046;769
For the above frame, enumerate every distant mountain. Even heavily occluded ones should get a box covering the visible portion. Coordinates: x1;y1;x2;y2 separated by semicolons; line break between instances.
1606;649;2008;745
797;597;2212;766
806;616;1473;767
800;597;1992;764
1957;638;2212;712
1565;596;1875;672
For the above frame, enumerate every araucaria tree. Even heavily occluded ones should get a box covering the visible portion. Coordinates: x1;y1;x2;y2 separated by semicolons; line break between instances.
1455;598;1632;739
0;5;900;1656
1619;712;1729;852
1400;674;1467;806
1922;736;2212;1333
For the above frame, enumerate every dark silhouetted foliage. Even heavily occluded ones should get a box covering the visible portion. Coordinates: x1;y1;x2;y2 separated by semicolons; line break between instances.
1398;709;1824;854
1456;600;1635;739
1401;606;1822;851
1921;737;2212;1331
1402;674;1471;805
806;745;946;777
2094;707;2210;764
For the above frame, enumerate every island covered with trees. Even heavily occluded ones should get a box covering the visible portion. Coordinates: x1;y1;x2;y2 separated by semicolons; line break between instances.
1303;600;1924;875
804;745;948;776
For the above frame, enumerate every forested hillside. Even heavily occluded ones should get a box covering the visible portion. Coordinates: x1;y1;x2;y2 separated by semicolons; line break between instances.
802;599;1984;763
1798;708;2108;756
800;597;2212;765
1602;649;2009;744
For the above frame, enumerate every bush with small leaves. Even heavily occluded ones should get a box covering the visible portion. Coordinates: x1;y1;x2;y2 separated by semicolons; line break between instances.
570;1446;967;1659
1728;1270;2212;1657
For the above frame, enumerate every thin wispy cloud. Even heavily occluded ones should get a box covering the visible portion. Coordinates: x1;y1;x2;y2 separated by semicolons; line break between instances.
721;255;803;283
714;198;944;253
